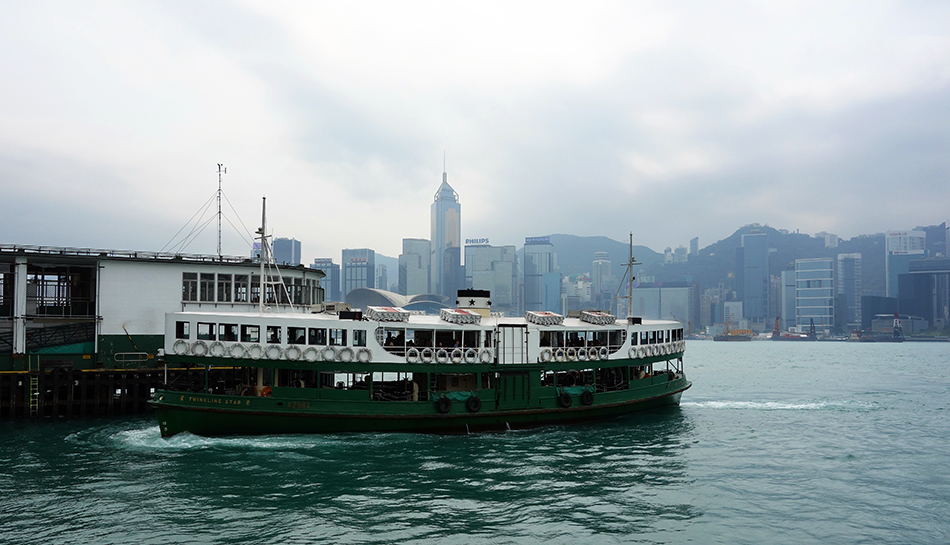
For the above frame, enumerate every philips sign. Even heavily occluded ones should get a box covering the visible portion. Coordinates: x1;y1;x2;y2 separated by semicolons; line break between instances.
465;238;490;245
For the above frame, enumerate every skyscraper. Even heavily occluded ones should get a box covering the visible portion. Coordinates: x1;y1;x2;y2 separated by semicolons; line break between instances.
524;236;559;312
796;258;834;334
430;165;461;298
740;232;769;325
341;248;375;299
310;258;341;301
837;253;862;330
464;241;519;314
273;238;301;266
885;230;926;297
398;238;431;295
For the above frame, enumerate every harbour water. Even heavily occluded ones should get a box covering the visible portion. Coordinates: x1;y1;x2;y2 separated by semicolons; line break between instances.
1;341;948;544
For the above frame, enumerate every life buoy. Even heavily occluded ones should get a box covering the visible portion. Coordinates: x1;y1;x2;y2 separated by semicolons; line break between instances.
303;347;319;362
338;347;354;363
566;347;577;361
557;391;572;408
357;348;372;363
229;343;247;359
406;347;420;363
210;341;226;357
451;348;464;364
540;348;553;363
435;348;449;364
581;390;594;406
576;347;588;361
479;349;492;363
554;348;566;363
285;346;301;361
436;396;452;414
464;348;478;363
628;346;637;359
421;347;434;363
247;344;263;360
173;339;189;356
266;345;283;360
322;347;336;362
192;340;208;356
598;347;609;360
466;395;481;413
259;386;271;397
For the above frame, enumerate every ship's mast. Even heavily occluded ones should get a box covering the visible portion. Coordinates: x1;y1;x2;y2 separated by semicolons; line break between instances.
610;232;639;318
627;233;634;318
216;163;226;260
256;197;267;313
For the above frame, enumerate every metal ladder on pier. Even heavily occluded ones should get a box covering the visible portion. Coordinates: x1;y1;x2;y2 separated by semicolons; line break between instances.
28;356;39;417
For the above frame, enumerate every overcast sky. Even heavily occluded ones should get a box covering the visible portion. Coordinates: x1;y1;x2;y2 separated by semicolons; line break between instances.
2;1;948;262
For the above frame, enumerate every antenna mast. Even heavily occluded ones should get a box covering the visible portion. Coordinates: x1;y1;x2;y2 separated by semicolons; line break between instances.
216;163;226;260
256;197;267;313
609;232;639;318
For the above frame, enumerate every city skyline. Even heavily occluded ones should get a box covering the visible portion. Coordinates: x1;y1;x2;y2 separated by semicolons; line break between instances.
2;3;949;260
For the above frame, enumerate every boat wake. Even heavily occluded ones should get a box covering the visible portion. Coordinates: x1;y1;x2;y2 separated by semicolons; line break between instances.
682;399;877;412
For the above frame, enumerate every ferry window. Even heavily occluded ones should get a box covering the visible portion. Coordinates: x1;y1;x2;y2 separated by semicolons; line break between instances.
484;331;492;347
288;327;306;345
250;275;261;303
567;331;584;347
591;331;607;347
435;330;456;348
182;273;198;302
175;321;190;339
408;329;433;348
197;322;216;341
463;330;479;348
649;331;657;344
241;325;260;343
330;329;347;346
217;274;232;302
266;326;281;344
608;329;625;349
219;323;238;342
640;331;648;345
353;330;367;347
234;275;249;303
200;274;215;302
309;328;327;345
666;330;671;343
539;331;553;347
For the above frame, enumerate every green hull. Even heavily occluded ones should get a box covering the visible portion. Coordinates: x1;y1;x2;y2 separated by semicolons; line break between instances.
152;377;691;436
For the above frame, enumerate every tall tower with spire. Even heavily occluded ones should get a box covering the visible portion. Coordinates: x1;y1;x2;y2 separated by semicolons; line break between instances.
431;157;461;298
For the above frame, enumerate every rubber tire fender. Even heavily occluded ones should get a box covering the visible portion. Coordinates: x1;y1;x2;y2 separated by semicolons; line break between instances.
581;390;594;406
557;391;573;408
466;396;481;413
436;396;452;414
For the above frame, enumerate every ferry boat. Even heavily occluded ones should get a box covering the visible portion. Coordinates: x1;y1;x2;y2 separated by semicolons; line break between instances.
149;292;691;437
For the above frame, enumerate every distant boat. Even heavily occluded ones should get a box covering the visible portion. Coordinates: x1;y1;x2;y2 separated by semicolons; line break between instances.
770;317;816;341
848;313;904;343
713;319;752;341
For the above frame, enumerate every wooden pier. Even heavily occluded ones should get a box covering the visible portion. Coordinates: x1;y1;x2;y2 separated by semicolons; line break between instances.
0;367;246;419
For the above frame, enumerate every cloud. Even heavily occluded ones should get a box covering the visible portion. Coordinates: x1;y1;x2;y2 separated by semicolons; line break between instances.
1;0;949;262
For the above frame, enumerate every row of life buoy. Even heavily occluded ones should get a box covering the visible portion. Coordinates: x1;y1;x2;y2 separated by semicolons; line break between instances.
176;340;373;363
541;346;611;363
625;341;686;360
406;348;493;364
